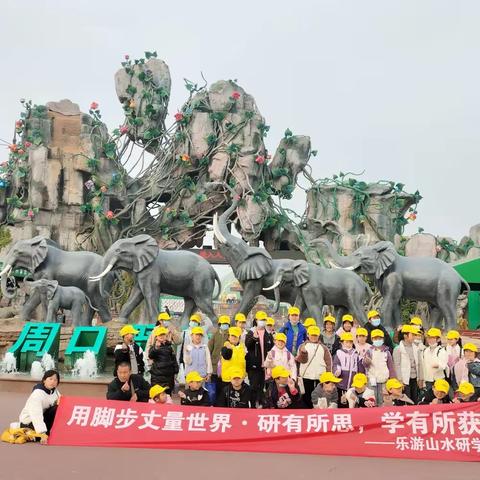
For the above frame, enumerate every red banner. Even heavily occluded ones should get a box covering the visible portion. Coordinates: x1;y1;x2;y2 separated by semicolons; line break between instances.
48;396;480;461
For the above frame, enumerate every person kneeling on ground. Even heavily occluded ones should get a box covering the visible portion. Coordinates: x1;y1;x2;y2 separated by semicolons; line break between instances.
311;372;341;409
149;384;173;404
18;369;61;444
419;378;452;405
453;381;476;403
264;366;302;409
383;378;414;406
179;371;211;406
107;362;150;402
342;373;376;408
217;368;253;408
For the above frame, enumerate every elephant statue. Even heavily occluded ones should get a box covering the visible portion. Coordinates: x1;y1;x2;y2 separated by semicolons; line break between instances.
319;239;470;330
26;279;98;325
0;236;115;323
89;234;221;328
267;260;372;325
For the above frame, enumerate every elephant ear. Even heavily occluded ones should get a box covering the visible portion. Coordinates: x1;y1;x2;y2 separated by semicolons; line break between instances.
131;235;159;273
373;241;397;280
236;249;273;281
46;280;58;300
28;236;48;270
292;260;310;287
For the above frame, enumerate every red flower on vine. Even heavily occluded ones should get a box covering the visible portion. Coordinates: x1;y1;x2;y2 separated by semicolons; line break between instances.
27;210;34;218
231;92;241;100
255;155;265;164
90;102;99;110
119;125;129;134
15;120;23;128
105;210;114;219
18;149;25;155
174;112;184;122
9;144;17;152
180;154;190;163
124;54;130;60
24;141;32;148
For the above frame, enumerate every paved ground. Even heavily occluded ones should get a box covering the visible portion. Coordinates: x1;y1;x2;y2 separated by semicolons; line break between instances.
0;392;477;480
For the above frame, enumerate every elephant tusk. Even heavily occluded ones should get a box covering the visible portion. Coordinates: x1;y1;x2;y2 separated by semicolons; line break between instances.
213;213;227;244
330;260;360;271
89;262;114;282
0;264;12;277
263;280;281;291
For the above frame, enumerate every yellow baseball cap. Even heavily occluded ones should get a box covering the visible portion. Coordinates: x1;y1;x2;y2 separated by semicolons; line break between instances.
323;315;336;324
288;306;300;316
367;310;380;320
229;368;245;379
351;373;368;388
271;365;290;379
149;384;168;399
235;312;247;322
189;313;201;323
356;327;368;337
386;378;403;392
274;332;287;343
218;315;231;325
157;312;171;321
185;371;204;383
456;382;475;395
119;325;139;337
266;317;275;326
371;329;385;338
401;324;420;334
446;330;460;340
340;332;354;342
463;343;478;353
307;326;320;336
191;326;204;335
228;326;242;337
303;318;317;328
342;314;353;323
426;327;442;338
255;311;267;320
434;378;450;394
319;372;341;383
153;326;168;337
410;316;423;326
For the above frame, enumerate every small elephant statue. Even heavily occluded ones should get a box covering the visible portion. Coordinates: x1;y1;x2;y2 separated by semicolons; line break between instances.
26;279;98;326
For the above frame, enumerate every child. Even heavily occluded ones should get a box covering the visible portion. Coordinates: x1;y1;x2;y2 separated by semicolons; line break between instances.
234;312;248;343
149;384;173;404
208;315;231;394
333;332;363;399
320;315;341;356
178;313;206;367
265;332;297;381
148;326;179;393
336;314;357;337
363;329;395;406
422;328;448;390
311;371;341;409
216;368;253;408
419;378;452;405
303;318;317;328
453;381;476;403
264;366;302;409
355;327;372;360
342;373;376;408
220;327;247;389
266;317;276;335
446;330;462;388
114;325;145;375
454;343;480;399
184;326;213;381
383;378;414;406
179;371;211;406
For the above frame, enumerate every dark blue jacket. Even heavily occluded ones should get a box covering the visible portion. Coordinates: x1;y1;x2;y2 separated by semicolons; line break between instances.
280;322;307;354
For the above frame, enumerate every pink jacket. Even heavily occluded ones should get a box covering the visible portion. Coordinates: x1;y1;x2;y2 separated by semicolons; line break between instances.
264;346;297;380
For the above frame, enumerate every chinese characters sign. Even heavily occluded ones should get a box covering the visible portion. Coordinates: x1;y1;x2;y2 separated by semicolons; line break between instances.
48;396;480;461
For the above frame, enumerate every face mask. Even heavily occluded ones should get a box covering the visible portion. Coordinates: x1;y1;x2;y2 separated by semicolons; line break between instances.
278;383;287;388
189;321;197;328
373;339;384;347
371;318;381;327
414;338;422;345
220;324;229;331
257;321;266;328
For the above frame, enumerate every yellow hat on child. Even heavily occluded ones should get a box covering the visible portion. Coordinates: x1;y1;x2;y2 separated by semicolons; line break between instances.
271;365;290;379
367;310;380;320
463;343;478;353
274;332;287;343
228;326;242;337
342;314;354;323
356;327;368;337
149;385;168;399
371;329;384;338
189;313;201;323
153;326;168;337
426;327;442;338
434;378;450;394
401;324;420;334
323;315;336;324
303;318;317;328
319;372;341;383
307;326;320;336
185;371;204;383
218;315;231;325
191;327;204;336
351;373;368;388
446;330;460;340
235;312;247;322
457;382;475;395
288;306;300;316
255;311;267;320
157;312;171;321
266;317;275;326
119;325;139;337
340;332;354;342
385;378;403;392
410;317;423;326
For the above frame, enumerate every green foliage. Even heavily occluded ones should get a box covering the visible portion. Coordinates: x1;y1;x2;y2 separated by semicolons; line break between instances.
87;157;99;172
103;142;117;160
257;122;270;137
279;183;295;200
271;167;290;179
206;133;217;146
210;112;226;122
0;227;12;250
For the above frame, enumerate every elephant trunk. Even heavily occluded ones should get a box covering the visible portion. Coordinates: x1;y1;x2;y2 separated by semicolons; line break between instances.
90;254;118;298
263;272;284;314
212;196;241;246
314;239;360;270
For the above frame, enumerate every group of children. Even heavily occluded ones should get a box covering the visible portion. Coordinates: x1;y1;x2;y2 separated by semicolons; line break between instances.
113;307;480;409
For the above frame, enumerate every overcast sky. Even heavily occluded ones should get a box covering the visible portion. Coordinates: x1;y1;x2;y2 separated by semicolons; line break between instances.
1;0;479;241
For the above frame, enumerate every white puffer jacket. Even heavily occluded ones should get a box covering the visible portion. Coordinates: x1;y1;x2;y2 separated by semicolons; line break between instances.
19;386;60;434
422;345;448;382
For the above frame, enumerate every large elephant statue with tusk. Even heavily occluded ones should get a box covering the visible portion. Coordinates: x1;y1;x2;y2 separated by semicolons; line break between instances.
318;239;470;329
0;236;114;323
89;234;220;328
